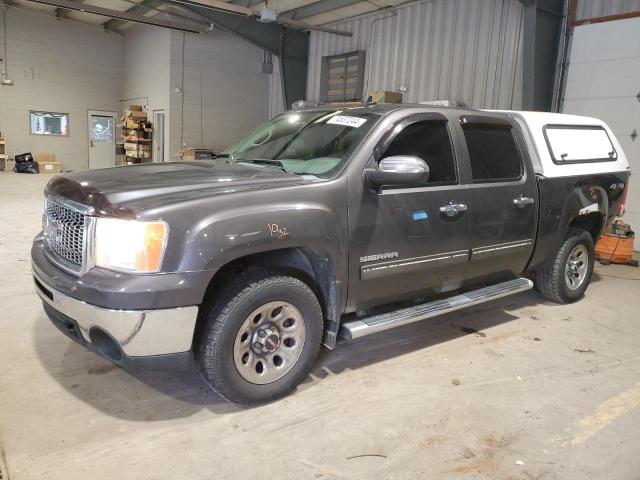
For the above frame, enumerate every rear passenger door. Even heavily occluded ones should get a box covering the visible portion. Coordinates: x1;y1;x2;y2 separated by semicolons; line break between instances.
455;114;538;282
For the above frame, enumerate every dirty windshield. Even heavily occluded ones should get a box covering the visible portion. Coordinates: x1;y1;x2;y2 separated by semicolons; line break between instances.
223;110;380;177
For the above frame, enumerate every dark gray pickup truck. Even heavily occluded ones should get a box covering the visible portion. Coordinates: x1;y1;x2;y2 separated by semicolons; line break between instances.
32;105;631;405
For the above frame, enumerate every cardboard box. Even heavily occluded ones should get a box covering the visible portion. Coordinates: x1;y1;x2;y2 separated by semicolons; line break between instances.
370;90;403;104
40;161;62;173
124;142;150;151
35;152;56;163
179;148;215;161
128;110;147;120
128;105;143;112
120;108;147;128
126;151;150;159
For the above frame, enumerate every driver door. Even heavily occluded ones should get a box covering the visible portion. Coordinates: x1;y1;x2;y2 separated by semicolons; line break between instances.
347;114;471;311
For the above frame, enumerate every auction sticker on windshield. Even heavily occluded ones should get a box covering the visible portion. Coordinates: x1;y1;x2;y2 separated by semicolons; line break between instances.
327;116;368;128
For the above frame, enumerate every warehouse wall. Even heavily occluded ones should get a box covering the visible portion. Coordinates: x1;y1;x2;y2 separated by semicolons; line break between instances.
307;0;524;109
168;30;271;158
0;8;122;171
121;25;171;162
576;0;640;20
268;56;285;118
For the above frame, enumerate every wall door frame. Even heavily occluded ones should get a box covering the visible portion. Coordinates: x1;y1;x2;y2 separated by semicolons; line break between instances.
87;110;117;169
153;109;166;162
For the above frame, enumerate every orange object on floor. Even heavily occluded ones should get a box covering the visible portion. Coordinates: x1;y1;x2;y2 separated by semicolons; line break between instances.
595;221;635;264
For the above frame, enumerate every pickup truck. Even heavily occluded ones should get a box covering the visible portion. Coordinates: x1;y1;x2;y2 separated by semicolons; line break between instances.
32;105;631;405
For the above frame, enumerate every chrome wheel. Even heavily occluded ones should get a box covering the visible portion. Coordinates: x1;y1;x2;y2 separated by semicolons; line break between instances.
565;244;589;290
233;301;306;385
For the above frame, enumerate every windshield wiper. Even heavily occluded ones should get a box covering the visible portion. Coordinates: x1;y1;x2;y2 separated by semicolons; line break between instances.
211;153;231;159
237;159;289;173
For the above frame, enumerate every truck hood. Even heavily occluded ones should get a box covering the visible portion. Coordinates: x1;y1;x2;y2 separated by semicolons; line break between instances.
45;161;308;217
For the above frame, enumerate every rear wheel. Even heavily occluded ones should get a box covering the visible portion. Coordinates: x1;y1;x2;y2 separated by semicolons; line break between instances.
536;228;595;303
195;270;323;406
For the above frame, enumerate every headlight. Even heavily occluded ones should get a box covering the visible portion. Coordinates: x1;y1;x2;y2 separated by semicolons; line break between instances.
95;218;168;273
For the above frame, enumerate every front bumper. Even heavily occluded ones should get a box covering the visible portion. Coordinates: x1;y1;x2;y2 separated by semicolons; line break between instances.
33;266;199;364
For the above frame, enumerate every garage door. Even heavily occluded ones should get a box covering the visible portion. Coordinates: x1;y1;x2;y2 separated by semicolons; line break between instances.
563;17;640;250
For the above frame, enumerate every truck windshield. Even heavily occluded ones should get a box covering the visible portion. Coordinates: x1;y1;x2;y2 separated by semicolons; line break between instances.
223;110;380;177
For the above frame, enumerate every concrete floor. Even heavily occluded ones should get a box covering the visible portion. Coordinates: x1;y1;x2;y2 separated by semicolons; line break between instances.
1;172;639;480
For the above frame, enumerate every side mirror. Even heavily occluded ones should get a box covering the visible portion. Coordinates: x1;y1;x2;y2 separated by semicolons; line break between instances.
365;156;430;189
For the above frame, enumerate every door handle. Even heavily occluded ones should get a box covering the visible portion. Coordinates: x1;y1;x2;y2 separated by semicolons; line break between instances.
440;202;468;217
513;196;534;207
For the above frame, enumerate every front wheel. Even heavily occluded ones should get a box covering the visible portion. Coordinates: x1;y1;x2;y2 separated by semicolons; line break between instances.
195;270;323;406
536;228;595;303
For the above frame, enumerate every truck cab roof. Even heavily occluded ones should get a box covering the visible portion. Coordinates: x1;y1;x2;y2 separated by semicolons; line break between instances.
299;103;630;179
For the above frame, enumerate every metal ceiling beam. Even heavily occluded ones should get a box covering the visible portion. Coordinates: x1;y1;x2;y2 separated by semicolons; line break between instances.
23;0;207;32
104;1;214;32
175;0;351;35
280;0;362;20
171;1;308;107
55;0;84;20
104;0;167;32
175;0;254;15
169;1;284;53
230;0;262;6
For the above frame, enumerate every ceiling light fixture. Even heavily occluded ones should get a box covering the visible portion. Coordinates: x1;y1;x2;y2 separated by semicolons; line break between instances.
257;8;278;23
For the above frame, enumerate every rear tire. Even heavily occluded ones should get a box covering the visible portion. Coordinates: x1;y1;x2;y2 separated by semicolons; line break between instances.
536;228;595;303
195;270;323;406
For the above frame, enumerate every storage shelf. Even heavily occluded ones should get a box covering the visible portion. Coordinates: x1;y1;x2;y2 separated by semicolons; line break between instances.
0;138;7;172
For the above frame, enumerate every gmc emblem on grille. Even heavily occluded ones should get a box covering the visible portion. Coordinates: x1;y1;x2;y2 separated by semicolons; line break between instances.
45;221;63;243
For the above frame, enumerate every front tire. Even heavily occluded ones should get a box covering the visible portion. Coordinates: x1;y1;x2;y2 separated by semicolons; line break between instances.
195;270;323;406
536;228;595;303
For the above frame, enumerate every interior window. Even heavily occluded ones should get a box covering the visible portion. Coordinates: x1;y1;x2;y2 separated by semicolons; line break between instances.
383;120;457;184
462;123;523;182
30;111;69;136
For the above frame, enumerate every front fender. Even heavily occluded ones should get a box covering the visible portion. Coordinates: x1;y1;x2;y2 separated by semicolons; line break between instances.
178;201;347;277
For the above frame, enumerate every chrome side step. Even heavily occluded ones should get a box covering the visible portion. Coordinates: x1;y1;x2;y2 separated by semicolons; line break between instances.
339;277;534;341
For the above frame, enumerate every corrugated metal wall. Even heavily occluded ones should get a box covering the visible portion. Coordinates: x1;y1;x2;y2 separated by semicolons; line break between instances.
576;0;640;20
307;0;525;109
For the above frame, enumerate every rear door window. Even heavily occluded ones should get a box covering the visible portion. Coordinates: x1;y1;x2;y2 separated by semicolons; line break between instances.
461;123;523;183
543;125;617;163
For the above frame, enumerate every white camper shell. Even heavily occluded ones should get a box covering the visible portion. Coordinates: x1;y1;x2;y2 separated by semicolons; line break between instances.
495;111;630;179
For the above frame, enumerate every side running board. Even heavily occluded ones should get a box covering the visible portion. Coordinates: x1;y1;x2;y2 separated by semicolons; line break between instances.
339;277;534;341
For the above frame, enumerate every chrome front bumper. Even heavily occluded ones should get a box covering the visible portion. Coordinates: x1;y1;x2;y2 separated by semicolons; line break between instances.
33;268;199;358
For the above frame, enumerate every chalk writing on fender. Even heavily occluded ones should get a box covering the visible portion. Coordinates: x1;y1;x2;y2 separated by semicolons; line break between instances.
267;223;289;239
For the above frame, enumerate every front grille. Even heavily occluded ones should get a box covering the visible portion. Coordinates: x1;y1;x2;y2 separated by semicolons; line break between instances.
44;198;87;268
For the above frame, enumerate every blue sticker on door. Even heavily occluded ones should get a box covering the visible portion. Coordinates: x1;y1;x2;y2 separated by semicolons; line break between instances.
412;210;428;221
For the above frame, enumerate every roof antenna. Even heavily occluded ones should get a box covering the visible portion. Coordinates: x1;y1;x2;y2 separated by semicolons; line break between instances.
363;95;376;108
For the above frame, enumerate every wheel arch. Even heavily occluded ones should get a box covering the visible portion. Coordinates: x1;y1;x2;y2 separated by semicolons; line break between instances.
529;180;608;271
568;211;605;243
197;247;344;348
